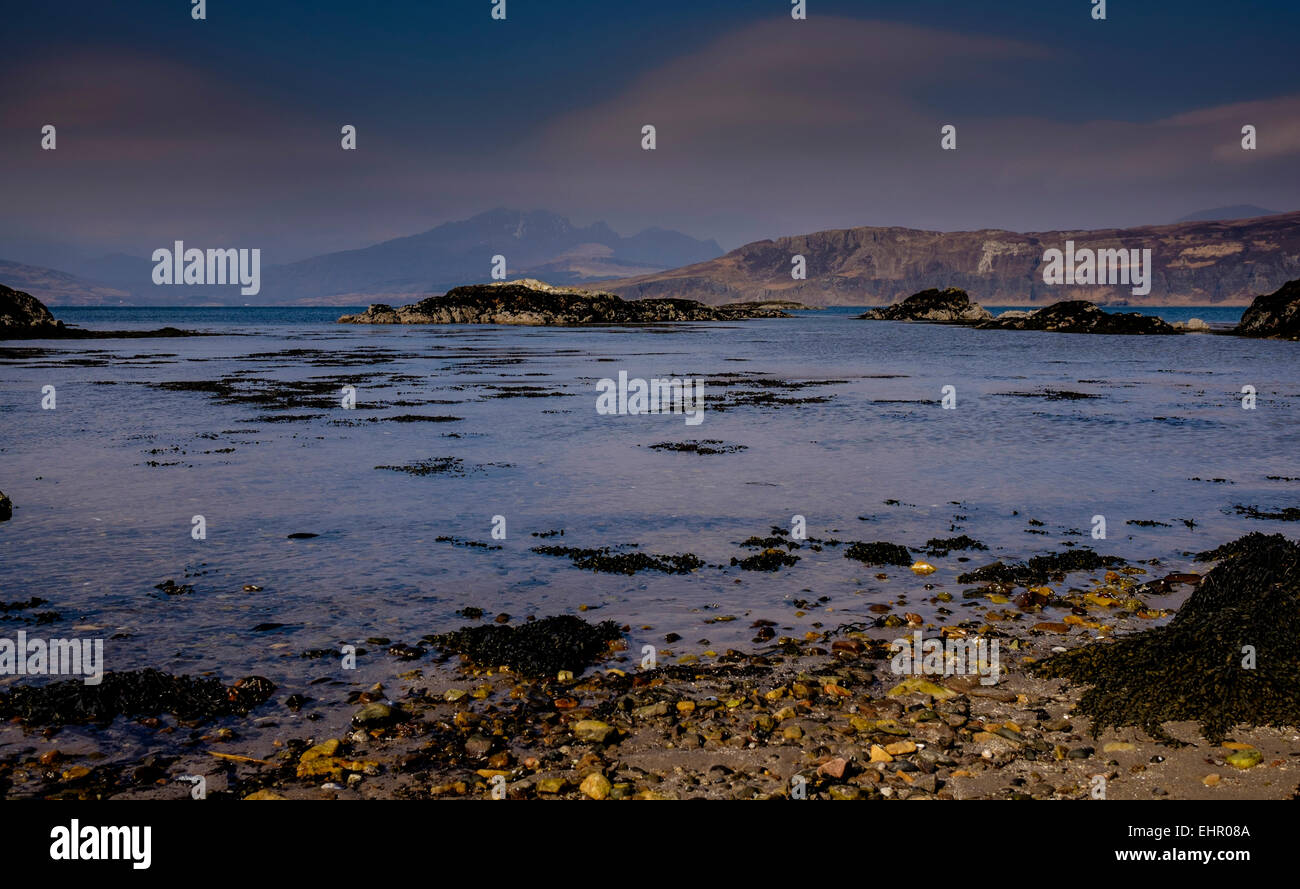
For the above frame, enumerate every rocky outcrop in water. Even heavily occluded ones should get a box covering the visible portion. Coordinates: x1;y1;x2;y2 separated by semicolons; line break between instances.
0;282;206;340
337;279;791;325
0;285;63;335
1234;279;1300;340
858;288;992;323
0;491;11;522
978;300;1180;335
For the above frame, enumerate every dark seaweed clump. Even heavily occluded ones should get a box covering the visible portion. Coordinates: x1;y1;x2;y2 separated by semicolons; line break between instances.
1233;504;1300;521
375;457;465;476
431;615;623;677
649;440;747;455
731;549;800;571
0;669;276;727
1194;532;1275;563
1036;533;1300;743
956;549;1123;586
532;545;703;575
843;541;913;566
922;535;988;557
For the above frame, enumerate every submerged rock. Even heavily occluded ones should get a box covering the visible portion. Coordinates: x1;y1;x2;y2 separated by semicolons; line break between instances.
337;278;790;326
858;288;992;323
978;300;1180;335
1035;533;1300;742
431;614;623;678
0;669;276;726
1234;278;1300;340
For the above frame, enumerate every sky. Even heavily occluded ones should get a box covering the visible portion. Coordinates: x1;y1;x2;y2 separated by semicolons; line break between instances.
2;0;1299;269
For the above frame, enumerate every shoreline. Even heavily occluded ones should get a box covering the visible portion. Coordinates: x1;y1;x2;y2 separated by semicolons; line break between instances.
3;536;1296;801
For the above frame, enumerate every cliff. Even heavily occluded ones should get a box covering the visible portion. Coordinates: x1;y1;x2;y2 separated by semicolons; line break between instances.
600;212;1300;307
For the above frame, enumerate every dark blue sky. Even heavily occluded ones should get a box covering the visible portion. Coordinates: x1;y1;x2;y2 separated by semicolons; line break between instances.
4;0;1298;266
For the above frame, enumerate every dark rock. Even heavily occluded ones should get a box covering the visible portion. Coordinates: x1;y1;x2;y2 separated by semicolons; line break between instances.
0;286;202;340
338;278;790;326
858;287;992;323
979;300;1180;334
1235;279;1300;340
0;490;11;522
0;285;62;334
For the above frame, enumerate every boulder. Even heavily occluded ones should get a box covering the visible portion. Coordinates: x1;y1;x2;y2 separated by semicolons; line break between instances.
1234;279;1300;340
338;279;790;325
979;300;1180;335
0;491;10;522
0;285;63;334
858;287;992;323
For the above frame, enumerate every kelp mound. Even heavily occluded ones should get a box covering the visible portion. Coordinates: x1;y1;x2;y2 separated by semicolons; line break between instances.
432;615;623;678
844;541;913;566
1036;533;1300;742
957;549;1123;586
0;669;276;726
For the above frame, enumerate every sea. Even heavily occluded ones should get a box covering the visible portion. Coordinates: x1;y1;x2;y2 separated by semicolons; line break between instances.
1;304;1296;757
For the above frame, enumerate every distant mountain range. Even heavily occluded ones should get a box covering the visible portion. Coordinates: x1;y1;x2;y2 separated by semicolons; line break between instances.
0;260;130;306
1175;205;1281;223
3;207;1297;307
3;209;723;306
601;211;1300;307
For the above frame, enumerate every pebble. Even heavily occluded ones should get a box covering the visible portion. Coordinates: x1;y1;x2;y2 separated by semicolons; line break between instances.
1226;749;1262;770
352;702;397;727
574;720;616;744
580;773;611;800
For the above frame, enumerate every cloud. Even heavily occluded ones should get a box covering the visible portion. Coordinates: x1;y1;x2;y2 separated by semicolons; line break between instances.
1;18;1296;263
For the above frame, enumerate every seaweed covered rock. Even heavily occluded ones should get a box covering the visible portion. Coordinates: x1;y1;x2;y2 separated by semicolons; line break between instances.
978;300;1179;335
1234;278;1300;340
957;549;1124;586
0;669;276;726
338;279;790;326
1035;533;1300;742
844;541;913;566
0;284;63;335
432;615;623;677
858;288;991;323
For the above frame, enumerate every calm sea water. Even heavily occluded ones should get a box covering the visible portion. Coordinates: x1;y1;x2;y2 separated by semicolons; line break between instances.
1;306;1296;753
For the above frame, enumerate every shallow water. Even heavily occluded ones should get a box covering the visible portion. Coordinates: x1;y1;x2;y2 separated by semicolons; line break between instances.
1;307;1297;754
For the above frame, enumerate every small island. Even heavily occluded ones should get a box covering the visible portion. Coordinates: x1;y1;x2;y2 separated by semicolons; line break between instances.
337;279;808;326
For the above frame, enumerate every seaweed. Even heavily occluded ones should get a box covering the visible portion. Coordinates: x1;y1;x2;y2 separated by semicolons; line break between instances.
431;615;623;677
532;545;703;575
1035;533;1300;743
0;669;275;726
843;541;913;566
956;549;1123;586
